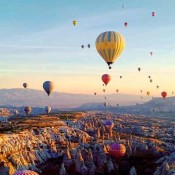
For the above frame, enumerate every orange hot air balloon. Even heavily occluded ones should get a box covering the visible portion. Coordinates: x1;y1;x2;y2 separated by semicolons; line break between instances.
161;91;167;99
124;22;128;27
152;12;156;17
109;143;126;159
102;74;111;85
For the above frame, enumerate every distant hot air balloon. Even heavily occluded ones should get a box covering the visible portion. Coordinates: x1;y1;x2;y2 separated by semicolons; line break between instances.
148;76;151;79
147;91;150;96
150;79;153;83
12;170;39;175
109;143;126;159
104;102;108;107
88;44;90;48
138;68;141;72
116;89;119;93
152;12;156;17
23;83;28;89
103;89;106;93
43;81;54;96
150;52;153;56
141;96;143;99
94;92;97;96
96;31;125;69
161;91;167;99
45;106;51;114
124;22;128;27
120;76;122;79
81;45;84;49
24;106;32;115
73;20;77;26
172;92;174;95
117;104;119;107
102;74;111;86
104;96;107;99
156;85;159;89
140;90;143;93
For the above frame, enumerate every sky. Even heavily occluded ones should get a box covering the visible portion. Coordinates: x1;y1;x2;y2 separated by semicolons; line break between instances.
0;0;175;97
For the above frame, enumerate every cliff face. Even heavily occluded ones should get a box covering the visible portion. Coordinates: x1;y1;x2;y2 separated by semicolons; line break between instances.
0;122;90;175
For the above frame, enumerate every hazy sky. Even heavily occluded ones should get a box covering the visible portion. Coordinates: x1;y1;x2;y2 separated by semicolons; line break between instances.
0;0;175;97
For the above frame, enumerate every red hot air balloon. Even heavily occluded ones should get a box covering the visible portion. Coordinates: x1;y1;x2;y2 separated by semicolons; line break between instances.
124;22;128;27
102;74;111;86
161;91;167;99
152;12;156;17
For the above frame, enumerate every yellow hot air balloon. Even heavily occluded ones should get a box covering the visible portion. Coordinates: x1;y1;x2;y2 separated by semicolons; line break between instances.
96;31;125;69
147;91;150;96
73;20;77;26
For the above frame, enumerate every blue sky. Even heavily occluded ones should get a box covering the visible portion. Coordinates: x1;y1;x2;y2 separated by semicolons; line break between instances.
0;0;175;97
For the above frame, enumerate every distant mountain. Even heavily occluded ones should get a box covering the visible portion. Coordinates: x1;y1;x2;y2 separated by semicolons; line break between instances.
76;97;175;118
0;88;150;108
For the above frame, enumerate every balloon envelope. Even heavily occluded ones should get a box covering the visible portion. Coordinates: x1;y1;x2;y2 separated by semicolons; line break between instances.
23;83;28;89
96;31;125;69
147;91;150;96
73;20;77;26
102;74;111;85
24;106;32;115
12;170;39;175
43;81;54;96
109;143;126;159
45;106;51;114
161;91;167;99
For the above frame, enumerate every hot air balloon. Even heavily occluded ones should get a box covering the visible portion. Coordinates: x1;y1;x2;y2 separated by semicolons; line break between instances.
104;102;108;107
117;104;119;107
102;74;111;86
24;106;32;115
120;76;122;79
124;22;128;27
150;79;153;83
81;45;84;49
161;91;167;99
152;12;156;17
43;81;54;96
148;76;151;79
116;89;119;93
103;89;106;93
96;31;125;69
156;85;159;89
94;92;97;96
23;83;28;89
105;120;114;137
147;91;150;96
140;90;143;93
104;96;107;99
109;143;126;159
88;44;90;48
73;20;77;26
45;106;51;114
138;68;141;72
12;170;39;175
172;92;174;95
150;52;153;56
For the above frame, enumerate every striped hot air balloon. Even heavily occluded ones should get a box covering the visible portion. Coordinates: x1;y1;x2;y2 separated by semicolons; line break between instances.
12;170;39;175
96;31;125;69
